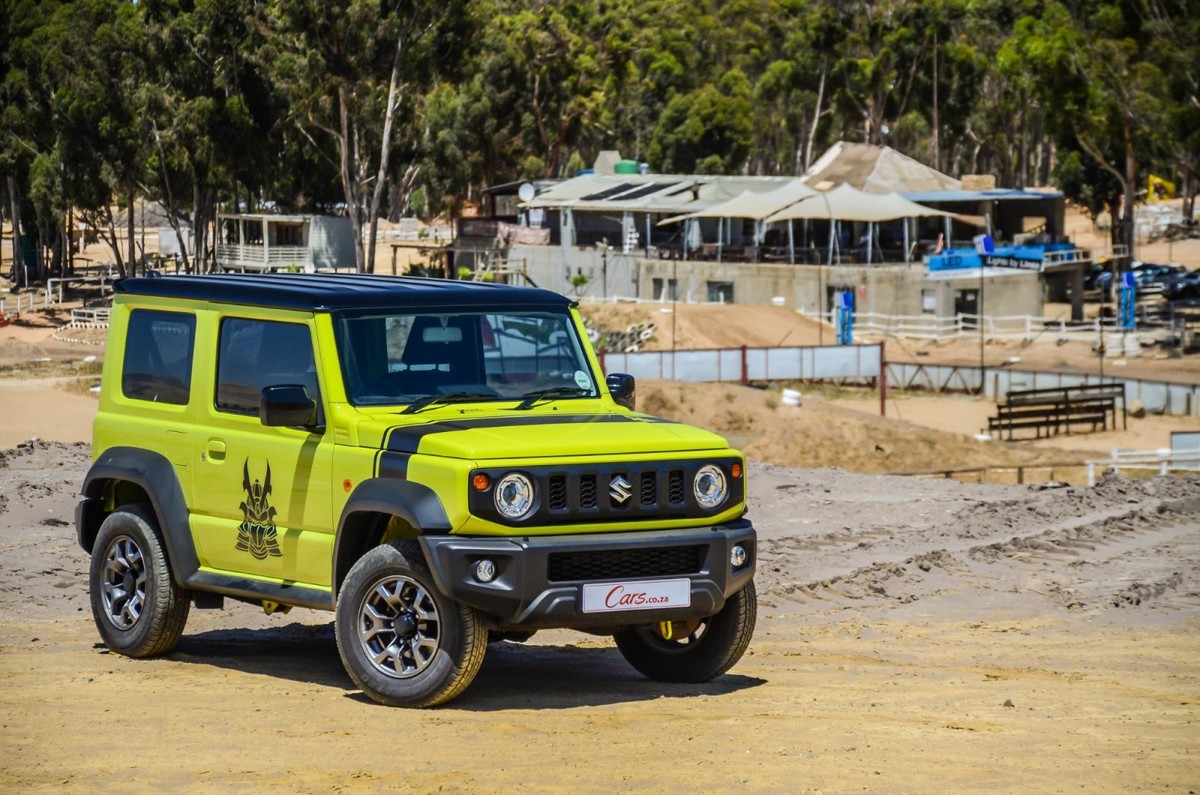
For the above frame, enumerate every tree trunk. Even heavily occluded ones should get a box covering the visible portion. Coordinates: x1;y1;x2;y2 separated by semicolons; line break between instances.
931;29;940;172
152;120;191;273
1121;122;1137;259
127;185;136;278
366;27;408;276
804;62;826;172
192;180;212;274
1182;167;1196;227
337;84;365;273
102;206;125;278
7;176;23;288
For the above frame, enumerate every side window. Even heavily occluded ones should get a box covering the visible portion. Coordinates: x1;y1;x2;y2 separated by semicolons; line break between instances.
122;310;196;405
215;318;320;416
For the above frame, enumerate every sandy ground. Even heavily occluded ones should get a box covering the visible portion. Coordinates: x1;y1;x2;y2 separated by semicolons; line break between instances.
3;210;1199;789
1;440;1197;792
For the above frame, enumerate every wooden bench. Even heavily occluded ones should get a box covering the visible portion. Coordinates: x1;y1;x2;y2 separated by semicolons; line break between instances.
989;383;1127;441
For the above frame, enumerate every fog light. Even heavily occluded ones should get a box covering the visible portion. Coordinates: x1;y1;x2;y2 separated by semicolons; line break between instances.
473;559;497;583
730;545;747;568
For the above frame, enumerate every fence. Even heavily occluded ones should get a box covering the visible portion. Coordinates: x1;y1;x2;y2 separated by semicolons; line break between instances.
214;243;312;270
1085;449;1200;486
600;340;1198;417
889;361;1200;416
0;292;39;316
845;310;1125;344
51;307;110;345
600;343;884;385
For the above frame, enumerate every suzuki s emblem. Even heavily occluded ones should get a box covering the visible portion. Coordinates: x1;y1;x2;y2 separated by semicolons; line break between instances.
610;475;633;504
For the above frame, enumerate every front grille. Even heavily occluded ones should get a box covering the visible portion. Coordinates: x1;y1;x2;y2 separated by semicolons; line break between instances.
548;475;568;511
668;470;685;505
547;545;707;582
579;474;598;509
640;471;657;507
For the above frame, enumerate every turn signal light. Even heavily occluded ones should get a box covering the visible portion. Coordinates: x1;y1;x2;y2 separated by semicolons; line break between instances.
731;462;743;479
472;473;491;491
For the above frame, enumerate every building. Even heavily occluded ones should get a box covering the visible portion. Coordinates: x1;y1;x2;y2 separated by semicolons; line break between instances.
454;144;1091;322
214;214;355;272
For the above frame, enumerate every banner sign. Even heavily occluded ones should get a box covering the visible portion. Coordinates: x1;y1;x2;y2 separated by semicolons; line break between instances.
984;254;1044;272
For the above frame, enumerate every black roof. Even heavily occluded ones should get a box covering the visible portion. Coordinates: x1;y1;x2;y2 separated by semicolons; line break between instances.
114;273;574;312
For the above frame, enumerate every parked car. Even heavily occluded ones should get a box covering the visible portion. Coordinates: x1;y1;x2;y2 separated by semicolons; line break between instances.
1155;268;1200;301
76;274;758;707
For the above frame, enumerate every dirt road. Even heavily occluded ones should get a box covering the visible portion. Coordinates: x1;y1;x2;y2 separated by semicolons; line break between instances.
1;442;1197;792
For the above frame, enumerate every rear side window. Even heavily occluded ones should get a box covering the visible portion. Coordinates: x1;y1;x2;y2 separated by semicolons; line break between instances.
216;318;320;416
122;309;196;405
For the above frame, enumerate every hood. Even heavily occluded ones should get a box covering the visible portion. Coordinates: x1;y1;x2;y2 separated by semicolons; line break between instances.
360;410;730;460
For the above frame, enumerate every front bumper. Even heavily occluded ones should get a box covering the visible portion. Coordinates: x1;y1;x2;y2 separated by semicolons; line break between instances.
418;519;756;630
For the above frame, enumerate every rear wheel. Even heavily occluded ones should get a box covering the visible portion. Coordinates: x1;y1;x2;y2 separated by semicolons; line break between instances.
335;541;487;707
614;581;756;683
88;504;190;657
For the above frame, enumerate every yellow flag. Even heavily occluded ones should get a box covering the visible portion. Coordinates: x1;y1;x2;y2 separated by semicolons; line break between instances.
1147;174;1176;203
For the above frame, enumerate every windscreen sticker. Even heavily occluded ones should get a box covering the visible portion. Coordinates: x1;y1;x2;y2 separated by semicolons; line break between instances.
574;370;591;390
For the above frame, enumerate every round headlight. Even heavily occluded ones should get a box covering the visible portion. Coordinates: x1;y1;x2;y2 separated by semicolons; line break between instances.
494;472;534;520
693;464;728;509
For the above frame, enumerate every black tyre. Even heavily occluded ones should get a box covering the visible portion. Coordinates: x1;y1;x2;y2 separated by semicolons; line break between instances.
88;504;190;657
614;581;757;683
335;541;487;707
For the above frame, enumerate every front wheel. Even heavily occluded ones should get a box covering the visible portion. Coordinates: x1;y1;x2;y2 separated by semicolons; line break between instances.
335;541;487;707
614;581;757;683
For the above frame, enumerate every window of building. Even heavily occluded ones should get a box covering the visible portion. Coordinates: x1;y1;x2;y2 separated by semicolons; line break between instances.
122;310;196;405
921;290;937;314
707;281;734;304
216;318;320;416
651;278;678;302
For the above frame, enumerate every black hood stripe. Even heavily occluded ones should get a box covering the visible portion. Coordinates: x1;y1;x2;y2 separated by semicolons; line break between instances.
384;414;675;454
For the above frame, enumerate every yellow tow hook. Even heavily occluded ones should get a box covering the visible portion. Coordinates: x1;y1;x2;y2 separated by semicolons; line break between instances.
658;621;674;640
262;600;292;616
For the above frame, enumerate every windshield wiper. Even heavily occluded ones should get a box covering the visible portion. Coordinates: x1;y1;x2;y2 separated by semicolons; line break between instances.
514;387;588;411
400;392;498;415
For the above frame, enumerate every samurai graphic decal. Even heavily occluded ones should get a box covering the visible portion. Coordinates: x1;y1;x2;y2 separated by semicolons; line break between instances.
236;459;283;560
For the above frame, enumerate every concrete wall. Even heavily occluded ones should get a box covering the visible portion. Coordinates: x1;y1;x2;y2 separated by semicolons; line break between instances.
509;244;1044;318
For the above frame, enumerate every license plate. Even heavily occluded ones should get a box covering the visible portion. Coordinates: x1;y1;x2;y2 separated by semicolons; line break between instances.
581;578;691;614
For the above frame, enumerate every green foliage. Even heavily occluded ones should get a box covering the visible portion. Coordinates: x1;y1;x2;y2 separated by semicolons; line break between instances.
1;0;1196;279
649;84;754;174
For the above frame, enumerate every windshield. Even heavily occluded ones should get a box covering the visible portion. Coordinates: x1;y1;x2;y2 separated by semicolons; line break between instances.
335;308;599;407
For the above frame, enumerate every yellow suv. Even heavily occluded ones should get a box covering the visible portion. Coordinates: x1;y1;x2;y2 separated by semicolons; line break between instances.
76;273;756;706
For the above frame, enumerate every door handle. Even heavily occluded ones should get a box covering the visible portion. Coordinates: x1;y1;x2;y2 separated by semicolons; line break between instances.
205;439;227;462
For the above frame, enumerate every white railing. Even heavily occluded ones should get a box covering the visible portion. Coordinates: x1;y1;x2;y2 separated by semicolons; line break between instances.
0;292;38;317
580;295;729;306
846;310;1121;344
215;243;312;269
1086;449;1200;486
71;307;110;324
1043;248;1092;266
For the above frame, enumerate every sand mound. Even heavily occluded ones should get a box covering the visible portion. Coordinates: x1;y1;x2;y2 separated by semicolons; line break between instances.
639;380;1053;474
581;302;827;351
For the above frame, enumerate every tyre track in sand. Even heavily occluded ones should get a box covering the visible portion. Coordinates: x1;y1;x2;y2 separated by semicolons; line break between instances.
755;471;1200;622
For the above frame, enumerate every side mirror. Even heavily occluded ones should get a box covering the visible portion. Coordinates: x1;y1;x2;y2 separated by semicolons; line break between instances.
260;385;319;429
606;373;636;411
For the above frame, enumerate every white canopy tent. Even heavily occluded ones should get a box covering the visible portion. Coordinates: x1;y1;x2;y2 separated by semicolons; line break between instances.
656;180;818;262
764;184;954;264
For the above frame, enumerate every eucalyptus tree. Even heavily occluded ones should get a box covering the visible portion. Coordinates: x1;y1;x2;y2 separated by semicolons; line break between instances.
264;0;453;273
138;0;291;272
1;0;146;278
1003;0;1172;253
